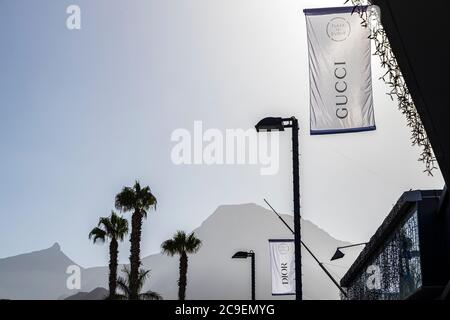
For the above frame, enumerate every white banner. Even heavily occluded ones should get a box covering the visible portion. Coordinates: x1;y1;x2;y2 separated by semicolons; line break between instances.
269;239;295;295
304;6;376;134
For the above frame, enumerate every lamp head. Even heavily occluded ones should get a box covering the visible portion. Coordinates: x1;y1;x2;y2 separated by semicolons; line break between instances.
255;117;285;132
232;251;250;259
331;248;345;261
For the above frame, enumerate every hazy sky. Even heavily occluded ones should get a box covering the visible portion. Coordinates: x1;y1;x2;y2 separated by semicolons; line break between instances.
0;0;444;267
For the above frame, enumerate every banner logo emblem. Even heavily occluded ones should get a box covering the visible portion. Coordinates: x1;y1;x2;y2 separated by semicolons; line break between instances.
277;243;290;255
327;17;351;42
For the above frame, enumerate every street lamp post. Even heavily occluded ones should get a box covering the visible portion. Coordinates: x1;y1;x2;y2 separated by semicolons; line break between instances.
255;117;302;300
232;250;256;300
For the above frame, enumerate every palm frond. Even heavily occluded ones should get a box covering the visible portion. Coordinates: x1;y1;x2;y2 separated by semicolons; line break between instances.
161;239;178;256
117;273;132;298
136;269;151;293
115;181;157;217
89;212;128;243
139;291;163;300
98;217;114;234
115;186;137;212
114;293;128;300
186;232;202;253
116;266;162;300
89;227;106;244
161;231;202;255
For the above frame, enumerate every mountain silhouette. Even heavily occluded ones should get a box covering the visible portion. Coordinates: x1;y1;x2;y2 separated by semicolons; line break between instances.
64;287;109;300
0;242;82;299
0;203;358;299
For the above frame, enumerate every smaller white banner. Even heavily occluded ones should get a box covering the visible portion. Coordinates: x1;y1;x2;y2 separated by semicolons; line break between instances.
269;239;295;295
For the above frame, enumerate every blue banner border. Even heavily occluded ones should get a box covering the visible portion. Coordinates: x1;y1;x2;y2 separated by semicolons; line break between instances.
310;125;376;135
303;5;368;16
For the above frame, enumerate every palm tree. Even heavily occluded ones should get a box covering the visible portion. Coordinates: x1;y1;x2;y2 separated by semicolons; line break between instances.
161;231;202;300
89;211;128;299
115;181;157;300
116;267;162;300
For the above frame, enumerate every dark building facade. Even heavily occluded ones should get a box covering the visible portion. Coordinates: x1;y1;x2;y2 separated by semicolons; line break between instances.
340;1;450;300
341;190;450;299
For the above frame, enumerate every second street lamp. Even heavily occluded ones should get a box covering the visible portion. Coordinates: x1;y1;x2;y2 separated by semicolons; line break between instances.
232;250;255;300
255;116;302;300
331;243;368;261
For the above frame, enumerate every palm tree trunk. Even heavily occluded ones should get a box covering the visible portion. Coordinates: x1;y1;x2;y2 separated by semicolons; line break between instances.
178;252;188;300
109;239;119;299
129;210;142;300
